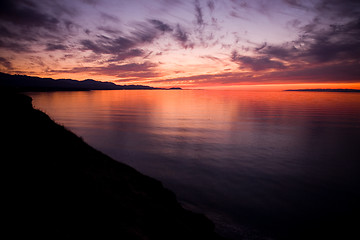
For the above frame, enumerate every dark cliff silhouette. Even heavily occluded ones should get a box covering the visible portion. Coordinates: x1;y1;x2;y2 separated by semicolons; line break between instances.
0;72;159;91
1;91;223;239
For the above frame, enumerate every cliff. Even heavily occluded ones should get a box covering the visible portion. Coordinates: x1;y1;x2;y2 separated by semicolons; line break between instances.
1;91;222;239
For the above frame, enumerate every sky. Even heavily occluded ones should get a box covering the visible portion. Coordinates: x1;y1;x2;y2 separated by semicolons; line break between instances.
0;0;360;89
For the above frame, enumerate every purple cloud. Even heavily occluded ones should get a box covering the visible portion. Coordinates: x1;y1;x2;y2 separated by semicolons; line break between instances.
45;43;67;51
0;57;13;70
51;62;159;79
231;51;286;71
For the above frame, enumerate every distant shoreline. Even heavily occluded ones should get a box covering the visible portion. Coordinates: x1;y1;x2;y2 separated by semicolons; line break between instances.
0;72;181;91
284;89;360;92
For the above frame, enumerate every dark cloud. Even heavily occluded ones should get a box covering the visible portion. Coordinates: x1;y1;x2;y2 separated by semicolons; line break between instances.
303;18;360;63
236;15;360;78
97;26;122;35
80;39;106;54
200;55;224;63
207;0;215;12
231;51;286;71
286;19;302;29
45;43;67;51
130;23;159;43
100;12;120;23
0;25;19;39
255;42;267;51
261;17;360;64
260;44;294;60
63;20;79;32
161;0;182;6
81;19;175;61
0;39;32;53
174;24;194;49
80;36;135;54
107;49;145;62
315;0;360;18
263;61;360;83
51;62;158;79
81;0;99;5
282;0;309;10
194;0;204;26
284;0;360;22
0;0;81;55
149;19;173;32
0;0;59;30
0;57;13;69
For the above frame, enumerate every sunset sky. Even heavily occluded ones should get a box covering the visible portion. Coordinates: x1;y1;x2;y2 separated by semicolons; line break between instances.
0;0;359;89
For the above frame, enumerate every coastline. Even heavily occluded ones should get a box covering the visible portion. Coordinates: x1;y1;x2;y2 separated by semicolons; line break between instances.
1;91;222;239
284;88;360;92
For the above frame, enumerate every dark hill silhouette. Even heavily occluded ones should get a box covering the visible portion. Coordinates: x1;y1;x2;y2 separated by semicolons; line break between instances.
1;91;223;239
0;72;158;91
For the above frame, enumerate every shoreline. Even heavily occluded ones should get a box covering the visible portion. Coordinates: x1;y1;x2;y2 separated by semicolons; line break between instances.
284;88;360;92
1;91;222;239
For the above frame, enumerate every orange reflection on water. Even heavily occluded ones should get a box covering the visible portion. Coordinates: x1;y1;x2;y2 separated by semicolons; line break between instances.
30;89;360;147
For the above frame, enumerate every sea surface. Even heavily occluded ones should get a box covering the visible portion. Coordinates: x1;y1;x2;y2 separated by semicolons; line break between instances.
29;90;360;239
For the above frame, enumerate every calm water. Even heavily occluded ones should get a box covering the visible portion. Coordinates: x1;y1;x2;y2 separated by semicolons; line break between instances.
29;90;360;239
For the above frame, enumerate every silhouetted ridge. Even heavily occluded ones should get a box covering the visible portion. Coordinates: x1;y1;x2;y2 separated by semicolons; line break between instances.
1;91;223;239
0;72;158;91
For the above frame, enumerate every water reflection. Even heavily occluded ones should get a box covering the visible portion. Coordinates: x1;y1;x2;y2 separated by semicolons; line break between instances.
30;90;360;239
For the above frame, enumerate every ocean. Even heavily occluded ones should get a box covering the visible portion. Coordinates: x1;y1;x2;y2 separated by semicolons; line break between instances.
29;90;360;239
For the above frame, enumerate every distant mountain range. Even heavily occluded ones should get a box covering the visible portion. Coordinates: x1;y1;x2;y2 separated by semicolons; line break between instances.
0;72;160;91
285;89;360;92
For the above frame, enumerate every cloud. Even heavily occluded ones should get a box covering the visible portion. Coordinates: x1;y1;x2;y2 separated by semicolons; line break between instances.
194;0;204;26
80;36;135;54
200;55;225;64
0;39;32;53
149;60;360;87
80;19;175;61
0;0;59;30
174;24;194;49
314;0;360;18
1;0;359;87
235;14;360;77
149;19;173;32
255;42;267;51
268;61;360;83
0;0;80;55
231;51;286;71
207;0;215;12
45;43;67;51
97;26;122;35
100;12;120;23
0;57;13;70
107;49;145;62
259;17;360;64
81;0;99;5
51;62;159;79
282;0;309;10
0;25;19;39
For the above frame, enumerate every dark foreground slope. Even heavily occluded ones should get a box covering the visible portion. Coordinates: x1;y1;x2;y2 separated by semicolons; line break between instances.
1;92;222;239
